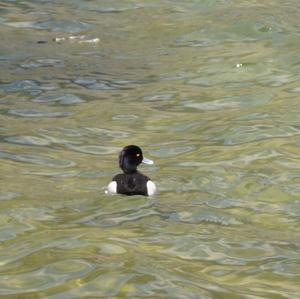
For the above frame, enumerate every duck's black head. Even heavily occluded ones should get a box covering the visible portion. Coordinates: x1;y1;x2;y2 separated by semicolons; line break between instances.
119;145;153;174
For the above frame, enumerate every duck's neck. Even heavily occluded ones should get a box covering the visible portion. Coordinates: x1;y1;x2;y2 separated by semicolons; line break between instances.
122;158;137;174
123;169;137;174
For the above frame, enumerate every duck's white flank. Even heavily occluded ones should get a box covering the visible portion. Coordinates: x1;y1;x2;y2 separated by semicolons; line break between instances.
147;181;156;196
107;181;117;194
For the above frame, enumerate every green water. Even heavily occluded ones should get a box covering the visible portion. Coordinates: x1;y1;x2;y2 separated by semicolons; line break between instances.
1;0;300;298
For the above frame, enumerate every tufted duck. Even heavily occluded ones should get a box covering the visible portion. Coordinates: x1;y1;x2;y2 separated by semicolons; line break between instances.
107;145;156;196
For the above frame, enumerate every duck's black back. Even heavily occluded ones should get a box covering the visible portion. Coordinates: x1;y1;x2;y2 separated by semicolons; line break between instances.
113;172;150;196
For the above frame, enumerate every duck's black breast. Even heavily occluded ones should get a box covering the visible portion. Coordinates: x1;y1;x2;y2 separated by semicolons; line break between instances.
112;172;150;196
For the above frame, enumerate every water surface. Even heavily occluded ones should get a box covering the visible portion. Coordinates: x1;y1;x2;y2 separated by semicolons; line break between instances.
1;0;300;298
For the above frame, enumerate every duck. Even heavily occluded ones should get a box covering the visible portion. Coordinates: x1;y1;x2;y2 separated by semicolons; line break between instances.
107;145;156;196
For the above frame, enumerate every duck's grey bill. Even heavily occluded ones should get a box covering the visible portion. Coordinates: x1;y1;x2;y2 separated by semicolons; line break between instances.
142;157;154;165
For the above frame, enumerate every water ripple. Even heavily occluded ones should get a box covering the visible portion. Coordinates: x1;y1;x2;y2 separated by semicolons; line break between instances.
170;209;241;226
112;114;139;121
5;135;52;146
183;94;273;111
66;145;119;155
178;149;282;168
73;78;125;90
0;151;75;167
73;198;156;227
150;145;196;158
0;192;20;201
32;93;85;105
34;127;130;148
84;127;130;138
144;94;174;102
20;59;64;69
1;80;40;93
0;259;94;295
7;109;71;118
43;273;131;298
95;7;131;13
206;124;300;145
6;19;92;33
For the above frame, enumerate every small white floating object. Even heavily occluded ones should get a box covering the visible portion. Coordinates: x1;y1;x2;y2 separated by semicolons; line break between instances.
53;35;99;44
236;63;243;68
53;37;66;42
68;35;85;40
79;38;100;44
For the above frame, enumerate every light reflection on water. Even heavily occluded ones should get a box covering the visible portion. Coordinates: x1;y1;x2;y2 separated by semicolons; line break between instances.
1;0;300;298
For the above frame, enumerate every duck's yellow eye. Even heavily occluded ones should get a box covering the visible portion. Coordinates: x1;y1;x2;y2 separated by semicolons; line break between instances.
136;153;140;157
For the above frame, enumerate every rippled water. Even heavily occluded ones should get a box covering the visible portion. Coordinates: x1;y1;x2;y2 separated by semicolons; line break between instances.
1;0;300;298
